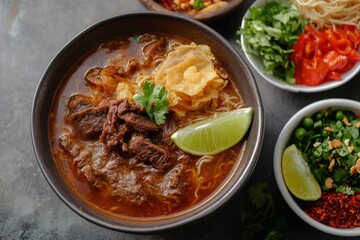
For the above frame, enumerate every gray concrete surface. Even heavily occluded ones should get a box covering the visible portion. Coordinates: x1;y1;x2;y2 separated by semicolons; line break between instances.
1;0;359;239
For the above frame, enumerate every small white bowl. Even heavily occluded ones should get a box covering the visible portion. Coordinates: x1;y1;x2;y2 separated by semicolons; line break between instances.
274;98;360;236
240;0;360;93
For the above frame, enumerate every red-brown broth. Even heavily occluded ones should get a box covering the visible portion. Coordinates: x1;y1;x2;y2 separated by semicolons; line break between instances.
49;33;246;219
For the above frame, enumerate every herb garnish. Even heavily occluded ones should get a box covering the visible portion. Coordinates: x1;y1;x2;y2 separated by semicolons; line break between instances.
193;0;204;10
132;33;140;43
237;1;306;84
133;81;169;125
240;182;286;240
294;108;360;194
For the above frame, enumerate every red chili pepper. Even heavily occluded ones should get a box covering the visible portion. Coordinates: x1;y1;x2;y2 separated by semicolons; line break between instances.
291;25;360;86
300;51;329;86
323;50;348;71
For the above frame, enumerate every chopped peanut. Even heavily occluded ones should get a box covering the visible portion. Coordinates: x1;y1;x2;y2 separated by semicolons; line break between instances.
350;166;357;175
325;178;334;189
313;142;321;148
343;117;352;126
344;139;350;146
356;158;360;173
328;159;336;172
348;146;355;153
324;126;334;133
328;139;342;149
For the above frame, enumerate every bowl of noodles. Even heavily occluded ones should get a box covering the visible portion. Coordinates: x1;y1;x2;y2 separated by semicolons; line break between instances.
31;11;264;232
239;0;360;93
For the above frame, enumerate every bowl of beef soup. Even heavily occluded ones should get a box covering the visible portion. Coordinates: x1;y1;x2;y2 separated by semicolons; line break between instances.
31;11;264;232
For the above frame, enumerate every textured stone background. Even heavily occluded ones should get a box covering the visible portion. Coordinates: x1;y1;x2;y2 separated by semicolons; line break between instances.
1;0;359;239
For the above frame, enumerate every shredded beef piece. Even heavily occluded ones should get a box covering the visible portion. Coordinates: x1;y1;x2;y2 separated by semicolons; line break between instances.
120;112;161;132
153;115;178;146
67;94;93;115
70;105;108;139
128;134;176;170
59;134;82;157
100;104;130;149
116;98;142;116
144;163;189;206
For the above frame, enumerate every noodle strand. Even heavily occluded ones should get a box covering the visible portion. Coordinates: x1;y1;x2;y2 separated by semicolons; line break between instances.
290;0;360;30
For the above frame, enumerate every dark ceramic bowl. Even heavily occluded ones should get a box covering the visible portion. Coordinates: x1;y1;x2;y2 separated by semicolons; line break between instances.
139;0;245;23
31;11;264;233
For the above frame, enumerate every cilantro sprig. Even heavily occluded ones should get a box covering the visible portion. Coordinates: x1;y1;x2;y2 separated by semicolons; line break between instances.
240;182;286;240
133;81;169;125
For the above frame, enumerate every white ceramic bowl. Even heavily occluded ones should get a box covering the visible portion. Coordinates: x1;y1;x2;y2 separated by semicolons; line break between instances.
274;98;360;236
240;0;360;93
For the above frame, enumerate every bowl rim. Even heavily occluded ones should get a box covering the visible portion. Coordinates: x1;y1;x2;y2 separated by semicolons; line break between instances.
273;98;360;236
138;0;245;23
31;11;264;233
240;0;360;93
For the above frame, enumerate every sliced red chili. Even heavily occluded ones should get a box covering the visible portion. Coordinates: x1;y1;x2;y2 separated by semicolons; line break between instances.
291;25;360;86
326;71;342;81
323;50;348;71
300;52;329;86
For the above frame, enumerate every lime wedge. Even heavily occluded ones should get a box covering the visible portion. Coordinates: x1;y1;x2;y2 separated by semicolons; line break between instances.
171;107;253;156
282;144;321;201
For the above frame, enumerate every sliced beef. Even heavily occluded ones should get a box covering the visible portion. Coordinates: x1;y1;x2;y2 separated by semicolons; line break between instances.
59;133;82;157
116;98;142;116
144;163;189;206
70;105;108;140
153;115;177;146
111;170;147;205
128;134;176;170
59;134;147;205
100;104;130;149
120;112;161;132
67;94;93;115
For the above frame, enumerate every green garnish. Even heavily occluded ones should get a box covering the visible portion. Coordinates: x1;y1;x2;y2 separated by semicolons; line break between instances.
240;182;286;240
132;33;140;43
294;108;360;194
237;1;306;84
133;81;169;125
193;0;205;10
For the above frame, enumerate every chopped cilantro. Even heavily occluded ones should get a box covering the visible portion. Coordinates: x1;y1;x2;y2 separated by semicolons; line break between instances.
237;1;306;84
133;81;169;125
132;33;140;43
294;108;360;194
193;0;204;10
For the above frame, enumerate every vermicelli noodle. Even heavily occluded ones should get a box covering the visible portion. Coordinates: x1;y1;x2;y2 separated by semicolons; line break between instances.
289;0;360;30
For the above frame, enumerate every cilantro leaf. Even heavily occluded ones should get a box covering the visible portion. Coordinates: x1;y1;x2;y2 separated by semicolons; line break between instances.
237;1;306;84
193;0;204;10
133;81;169;125
240;182;286;240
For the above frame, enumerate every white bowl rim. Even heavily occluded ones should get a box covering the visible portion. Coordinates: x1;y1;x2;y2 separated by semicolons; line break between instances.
240;0;360;93
274;98;360;236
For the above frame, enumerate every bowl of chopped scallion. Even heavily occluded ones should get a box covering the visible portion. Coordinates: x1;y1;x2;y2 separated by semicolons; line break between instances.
237;0;360;93
274;98;360;236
